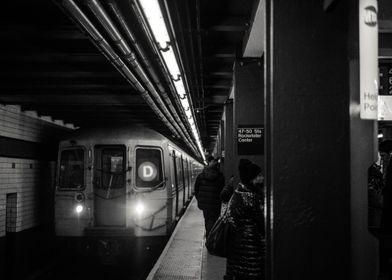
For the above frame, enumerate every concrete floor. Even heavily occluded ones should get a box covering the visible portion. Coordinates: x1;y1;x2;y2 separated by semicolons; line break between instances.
201;238;226;280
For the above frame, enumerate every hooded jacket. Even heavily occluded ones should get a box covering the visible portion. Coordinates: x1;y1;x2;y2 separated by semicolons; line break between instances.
226;183;265;279
194;165;225;211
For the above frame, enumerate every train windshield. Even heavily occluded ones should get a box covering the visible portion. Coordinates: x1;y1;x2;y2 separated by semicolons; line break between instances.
58;149;84;189
100;148;125;189
136;148;163;188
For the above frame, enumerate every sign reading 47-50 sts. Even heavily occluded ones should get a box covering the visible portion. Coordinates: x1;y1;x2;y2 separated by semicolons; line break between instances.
237;125;264;155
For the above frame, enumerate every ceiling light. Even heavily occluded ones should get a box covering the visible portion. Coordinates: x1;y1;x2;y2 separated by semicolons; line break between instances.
161;48;181;80
138;0;170;49
185;110;193;119
181;98;190;110
174;79;186;99
138;0;205;162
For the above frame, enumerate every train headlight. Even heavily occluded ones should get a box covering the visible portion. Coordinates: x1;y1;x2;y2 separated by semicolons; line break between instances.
135;202;145;215
75;204;84;214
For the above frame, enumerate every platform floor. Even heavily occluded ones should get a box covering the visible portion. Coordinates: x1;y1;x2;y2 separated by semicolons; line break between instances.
146;198;226;280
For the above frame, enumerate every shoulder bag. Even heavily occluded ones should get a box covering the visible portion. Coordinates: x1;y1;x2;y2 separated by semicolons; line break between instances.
205;196;233;257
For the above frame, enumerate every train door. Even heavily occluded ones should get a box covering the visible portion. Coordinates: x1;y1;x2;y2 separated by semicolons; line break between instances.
180;156;186;208
172;151;179;217
93;145;126;227
183;158;188;201
176;156;184;211
168;150;176;221
187;160;192;199
190;163;195;188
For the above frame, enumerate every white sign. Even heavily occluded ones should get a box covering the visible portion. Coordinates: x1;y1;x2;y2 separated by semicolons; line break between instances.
378;96;392;120
359;0;378;119
138;162;158;182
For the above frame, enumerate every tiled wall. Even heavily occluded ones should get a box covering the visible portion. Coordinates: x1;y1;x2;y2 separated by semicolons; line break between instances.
0;105;72;237
5;193;17;233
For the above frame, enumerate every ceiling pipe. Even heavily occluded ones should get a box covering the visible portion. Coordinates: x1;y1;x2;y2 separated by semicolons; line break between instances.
61;0;202;155
106;0;165;93
86;0;199;156
107;1;178;113
195;0;207;145
182;0;202;129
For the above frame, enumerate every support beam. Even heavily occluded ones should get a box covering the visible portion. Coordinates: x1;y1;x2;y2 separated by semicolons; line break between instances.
223;100;234;184
233;58;264;185
264;1;377;279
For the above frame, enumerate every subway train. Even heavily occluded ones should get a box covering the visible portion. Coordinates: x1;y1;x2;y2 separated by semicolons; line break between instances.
54;125;204;263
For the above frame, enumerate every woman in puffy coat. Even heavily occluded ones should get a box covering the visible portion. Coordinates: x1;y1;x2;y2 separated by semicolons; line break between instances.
224;159;265;280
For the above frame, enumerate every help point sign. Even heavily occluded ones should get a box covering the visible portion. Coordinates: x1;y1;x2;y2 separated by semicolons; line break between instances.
359;0;378;120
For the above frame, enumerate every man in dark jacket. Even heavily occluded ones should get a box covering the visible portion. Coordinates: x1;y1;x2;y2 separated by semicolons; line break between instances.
380;140;392;233
379;140;392;276
195;156;225;237
220;174;235;203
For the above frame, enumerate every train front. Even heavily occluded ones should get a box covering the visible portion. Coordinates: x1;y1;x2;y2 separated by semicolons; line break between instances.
54;140;169;264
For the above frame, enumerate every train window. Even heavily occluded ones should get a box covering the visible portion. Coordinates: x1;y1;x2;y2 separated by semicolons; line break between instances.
184;159;188;187
100;149;125;189
177;157;184;187
136;148;163;188
59;149;84;189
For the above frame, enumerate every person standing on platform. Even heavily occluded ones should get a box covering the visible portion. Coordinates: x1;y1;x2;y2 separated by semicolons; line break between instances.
220;174;235;203
194;156;225;237
379;140;392;277
367;153;384;229
225;159;265;280
380;140;392;233
220;174;235;215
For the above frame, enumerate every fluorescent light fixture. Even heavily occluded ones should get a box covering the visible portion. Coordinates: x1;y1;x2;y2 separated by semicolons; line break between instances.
138;0;206;161
138;0;170;49
181;98;190;110
161;48;181;79
185;110;193;119
174;79;186;99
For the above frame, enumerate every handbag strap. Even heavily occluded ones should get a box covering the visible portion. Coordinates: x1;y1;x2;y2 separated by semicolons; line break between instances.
222;193;234;219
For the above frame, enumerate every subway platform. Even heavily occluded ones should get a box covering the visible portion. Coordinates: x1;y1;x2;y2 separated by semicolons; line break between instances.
146;198;226;280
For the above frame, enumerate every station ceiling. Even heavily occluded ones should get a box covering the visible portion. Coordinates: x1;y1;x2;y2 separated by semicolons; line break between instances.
0;0;256;157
